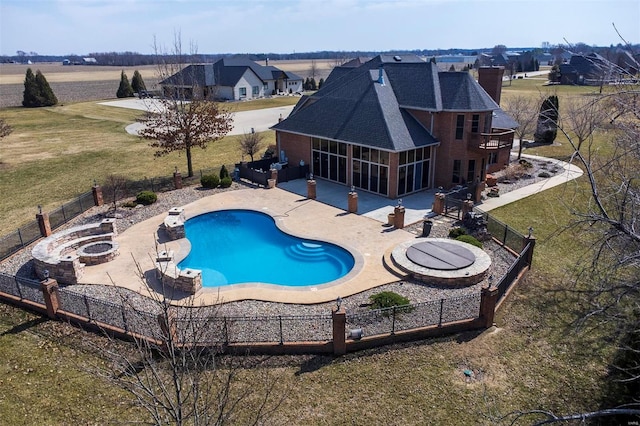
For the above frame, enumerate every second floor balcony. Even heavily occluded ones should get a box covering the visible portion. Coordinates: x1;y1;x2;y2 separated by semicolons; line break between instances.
469;129;515;151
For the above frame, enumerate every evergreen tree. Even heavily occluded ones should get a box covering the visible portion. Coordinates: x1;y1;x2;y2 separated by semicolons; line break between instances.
22;68;39;107
448;64;456;72
318;78;324;89
310;77;317;90
35;70;57;106
23;68;57;107
304;77;311;91
131;70;146;94
116;70;134;98
534;95;559;144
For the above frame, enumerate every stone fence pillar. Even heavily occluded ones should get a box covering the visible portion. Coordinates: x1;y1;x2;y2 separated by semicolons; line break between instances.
158;308;179;350
461;199;474;217
432;192;445;215
40;277;60;319
307;178;317;200
332;307;346;356
478;286;499;328
36;209;52;238
92;184;103;206
173;169;183;190
347;190;358;214
393;205;405;229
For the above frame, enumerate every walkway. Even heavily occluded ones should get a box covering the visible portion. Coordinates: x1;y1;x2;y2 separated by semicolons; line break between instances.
100;98;295;136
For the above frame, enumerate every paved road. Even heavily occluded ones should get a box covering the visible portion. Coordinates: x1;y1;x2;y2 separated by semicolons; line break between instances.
99;98;295;136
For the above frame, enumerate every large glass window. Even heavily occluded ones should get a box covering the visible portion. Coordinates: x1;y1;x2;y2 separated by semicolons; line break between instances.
471;114;480;133
467;159;476;184
252;86;260;96
397;146;432;196
311;138;347;184
452;159;461;184
239;87;247;98
455;115;465;139
352;145;390;196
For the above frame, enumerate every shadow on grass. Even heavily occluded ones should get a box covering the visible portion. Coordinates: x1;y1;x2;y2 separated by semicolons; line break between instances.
1;315;48;336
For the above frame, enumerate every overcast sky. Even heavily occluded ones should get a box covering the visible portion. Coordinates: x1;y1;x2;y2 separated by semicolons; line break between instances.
1;0;639;56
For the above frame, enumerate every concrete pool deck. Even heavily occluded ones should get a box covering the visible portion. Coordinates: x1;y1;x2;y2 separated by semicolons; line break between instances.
79;186;419;305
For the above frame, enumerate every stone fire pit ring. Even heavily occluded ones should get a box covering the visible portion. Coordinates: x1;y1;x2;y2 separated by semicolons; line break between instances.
391;238;491;287
77;241;120;265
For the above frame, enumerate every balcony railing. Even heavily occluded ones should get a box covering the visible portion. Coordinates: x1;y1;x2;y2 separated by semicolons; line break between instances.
469;129;515;151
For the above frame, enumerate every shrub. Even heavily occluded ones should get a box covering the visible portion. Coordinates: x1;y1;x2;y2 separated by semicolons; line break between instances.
135;190;157;205
220;176;232;188
455;234;483;248
369;291;413;317
449;227;467;238
121;200;138;208
219;164;230;180
538;171;551;178
518;159;533;169
201;174;219;188
369;291;410;310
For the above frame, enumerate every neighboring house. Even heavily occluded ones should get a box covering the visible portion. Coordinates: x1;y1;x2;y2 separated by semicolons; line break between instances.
272;56;517;199
160;57;303;101
559;52;627;85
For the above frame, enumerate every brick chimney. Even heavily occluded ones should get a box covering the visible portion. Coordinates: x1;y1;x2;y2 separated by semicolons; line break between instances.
478;66;505;105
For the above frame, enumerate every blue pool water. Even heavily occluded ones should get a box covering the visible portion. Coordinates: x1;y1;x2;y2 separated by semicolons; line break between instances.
177;210;355;287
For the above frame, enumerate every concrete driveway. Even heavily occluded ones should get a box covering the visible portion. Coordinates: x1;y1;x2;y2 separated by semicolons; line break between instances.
99;98;295;136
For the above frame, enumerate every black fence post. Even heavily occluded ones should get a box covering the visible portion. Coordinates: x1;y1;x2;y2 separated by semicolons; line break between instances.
223;317;229;345
121;305;128;333
391;306;396;334
438;299;444;327
279;316;284;345
83;294;92;321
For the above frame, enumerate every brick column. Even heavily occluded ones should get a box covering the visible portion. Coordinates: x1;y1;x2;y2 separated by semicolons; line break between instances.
393;206;405;229
307;179;316;200
173;170;183;190
478;286;499;328
461;199;474;217
158;308;179;349
270;168;278;183
332;307;346;356
40;278;60;319
475;181;486;203
36;210;52;237
92;184;103;206
432;193;445;215
347;190;358;213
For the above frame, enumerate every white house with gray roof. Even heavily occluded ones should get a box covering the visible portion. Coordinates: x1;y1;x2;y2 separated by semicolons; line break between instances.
160;57;303;101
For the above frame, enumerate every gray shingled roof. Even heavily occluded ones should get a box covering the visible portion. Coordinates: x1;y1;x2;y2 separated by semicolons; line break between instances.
273;55;509;151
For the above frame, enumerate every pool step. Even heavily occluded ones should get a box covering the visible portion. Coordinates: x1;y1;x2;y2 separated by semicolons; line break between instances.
285;242;329;260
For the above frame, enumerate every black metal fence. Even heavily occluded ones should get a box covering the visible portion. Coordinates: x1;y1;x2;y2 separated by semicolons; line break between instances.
345;293;481;338
442;183;477;218
476;211;526;253
496;242;532;303
236;161;309;187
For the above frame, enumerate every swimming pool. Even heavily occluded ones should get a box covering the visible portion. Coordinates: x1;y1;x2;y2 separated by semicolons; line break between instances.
177;209;355;287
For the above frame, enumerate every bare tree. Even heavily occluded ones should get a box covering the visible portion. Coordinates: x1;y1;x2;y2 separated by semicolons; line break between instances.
239;131;264;162
139;33;234;178
308;59;317;80
503;95;538;159
563;95;605;151
104;174;128;215
88;260;286;425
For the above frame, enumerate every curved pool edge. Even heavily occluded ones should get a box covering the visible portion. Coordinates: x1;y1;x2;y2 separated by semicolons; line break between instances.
172;207;365;292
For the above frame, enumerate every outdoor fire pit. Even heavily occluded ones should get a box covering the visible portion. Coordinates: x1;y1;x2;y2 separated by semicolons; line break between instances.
77;241;120;265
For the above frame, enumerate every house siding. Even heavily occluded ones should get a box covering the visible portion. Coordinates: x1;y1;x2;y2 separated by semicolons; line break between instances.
278;132;312;167
235;70;264;100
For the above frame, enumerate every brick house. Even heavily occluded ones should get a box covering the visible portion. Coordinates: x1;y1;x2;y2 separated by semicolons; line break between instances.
272;55;516;199
160;57;303;101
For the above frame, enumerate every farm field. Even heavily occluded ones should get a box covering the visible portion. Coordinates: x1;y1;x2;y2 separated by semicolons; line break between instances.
0;64;632;424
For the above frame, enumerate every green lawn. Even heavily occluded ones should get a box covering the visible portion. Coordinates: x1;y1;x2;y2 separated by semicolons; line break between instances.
0;83;625;424
0;98;292;233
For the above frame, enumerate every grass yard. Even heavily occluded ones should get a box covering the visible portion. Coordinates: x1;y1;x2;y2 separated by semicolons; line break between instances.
0;74;629;424
0;98;298;233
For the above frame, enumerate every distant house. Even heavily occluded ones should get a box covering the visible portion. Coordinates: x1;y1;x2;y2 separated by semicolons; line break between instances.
82;57;97;65
272;56;517;199
559;52;623;85
160;57;303;101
